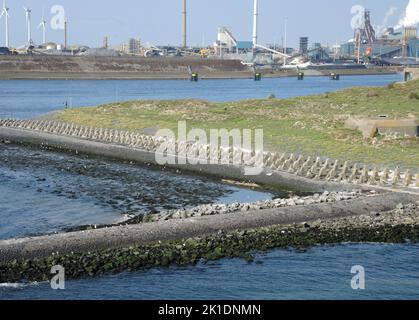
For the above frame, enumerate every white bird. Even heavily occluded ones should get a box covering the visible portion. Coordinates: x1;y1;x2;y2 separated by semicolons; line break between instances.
0;0;10;48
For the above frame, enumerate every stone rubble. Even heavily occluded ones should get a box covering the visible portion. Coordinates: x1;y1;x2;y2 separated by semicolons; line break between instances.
139;190;367;223
2;199;418;284
316;203;419;231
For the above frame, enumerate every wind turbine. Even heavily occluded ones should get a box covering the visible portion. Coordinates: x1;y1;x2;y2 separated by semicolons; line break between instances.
23;6;32;46
38;12;46;45
0;0;10;48
283;18;287;66
252;0;258;49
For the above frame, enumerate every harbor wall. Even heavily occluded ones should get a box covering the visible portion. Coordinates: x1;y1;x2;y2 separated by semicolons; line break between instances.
0;125;355;193
1;121;418;282
0;192;416;264
0;120;418;194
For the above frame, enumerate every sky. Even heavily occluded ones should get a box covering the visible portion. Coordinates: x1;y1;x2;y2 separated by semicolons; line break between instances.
0;0;413;48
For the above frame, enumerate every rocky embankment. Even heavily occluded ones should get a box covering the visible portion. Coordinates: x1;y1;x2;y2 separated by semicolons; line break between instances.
64;191;366;232
1;120;418;193
0;122;418;283
134;191;365;224
1;200;418;283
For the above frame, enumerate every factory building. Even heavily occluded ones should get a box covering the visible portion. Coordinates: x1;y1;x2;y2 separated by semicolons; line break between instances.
403;27;417;57
214;27;253;54
339;10;418;63
341;19;418;61
0;47;10;55
340;42;403;60
340;42;355;57
380;28;404;43
128;38;141;55
408;39;419;58
308;43;330;61
236;41;253;51
215;27;237;52
102;37;109;50
299;37;308;54
404;27;417;42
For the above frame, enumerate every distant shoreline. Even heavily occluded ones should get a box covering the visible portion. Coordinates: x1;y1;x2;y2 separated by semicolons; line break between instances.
0;69;400;80
0;55;401;80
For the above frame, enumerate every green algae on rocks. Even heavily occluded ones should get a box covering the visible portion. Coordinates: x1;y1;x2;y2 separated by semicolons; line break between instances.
1;222;419;283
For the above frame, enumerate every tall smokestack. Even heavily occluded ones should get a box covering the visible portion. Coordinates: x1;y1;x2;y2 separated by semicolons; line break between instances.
182;0;187;48
252;0;258;49
64;19;67;50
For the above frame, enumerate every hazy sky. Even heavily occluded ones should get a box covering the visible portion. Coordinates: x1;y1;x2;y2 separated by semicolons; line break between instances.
0;0;412;48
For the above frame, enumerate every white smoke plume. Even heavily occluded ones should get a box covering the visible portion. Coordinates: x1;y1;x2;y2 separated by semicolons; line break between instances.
396;0;419;29
377;6;398;35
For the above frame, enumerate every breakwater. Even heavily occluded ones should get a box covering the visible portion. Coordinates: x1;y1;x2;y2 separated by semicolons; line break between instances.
0;192;416;264
127;190;364;224
0;142;275;240
1;119;418;193
1;119;418;283
1;201;418;283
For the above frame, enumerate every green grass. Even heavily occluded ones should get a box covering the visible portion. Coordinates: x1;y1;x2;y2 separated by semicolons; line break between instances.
52;79;419;169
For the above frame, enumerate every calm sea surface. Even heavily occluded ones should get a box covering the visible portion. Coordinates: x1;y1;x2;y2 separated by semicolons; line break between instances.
2;244;418;300
0;74;402;119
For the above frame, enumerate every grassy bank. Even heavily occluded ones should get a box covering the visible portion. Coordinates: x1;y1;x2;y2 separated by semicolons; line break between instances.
53;79;419;169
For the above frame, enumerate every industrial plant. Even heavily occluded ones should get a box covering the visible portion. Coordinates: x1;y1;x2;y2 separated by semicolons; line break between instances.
0;0;418;70
342;9;419;67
